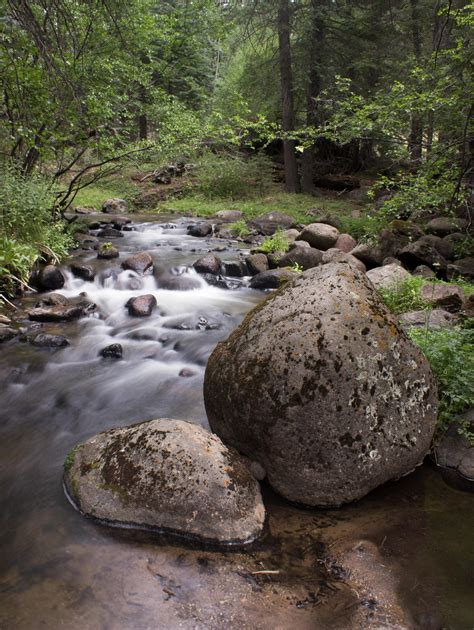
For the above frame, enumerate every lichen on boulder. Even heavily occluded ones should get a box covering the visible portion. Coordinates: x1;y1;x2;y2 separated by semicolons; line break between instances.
204;262;438;507
63;418;265;545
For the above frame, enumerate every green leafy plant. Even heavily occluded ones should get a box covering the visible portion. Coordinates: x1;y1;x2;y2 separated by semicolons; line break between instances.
259;230;290;255
408;327;474;442
378;276;429;314
227;219;251;238
291;261;303;273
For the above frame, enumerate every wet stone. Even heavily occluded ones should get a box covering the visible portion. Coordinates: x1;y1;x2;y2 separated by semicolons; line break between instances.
70;263;95;282
126;295;157;317
99;344;123;360
121;252;154;275
28;333;70;348
63;418;265;545
97;244;119;259
37;265;65;291
28;304;84;322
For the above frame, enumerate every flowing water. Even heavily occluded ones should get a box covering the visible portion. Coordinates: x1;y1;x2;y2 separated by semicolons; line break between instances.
0;216;472;629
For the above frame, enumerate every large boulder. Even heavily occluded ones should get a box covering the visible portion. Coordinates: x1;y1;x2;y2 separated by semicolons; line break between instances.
245;253;269;276
204;263;438;507
63;419;265;545
350;244;383;269
296;223;340;250
418;235;454;260
426;217;468;237
188;222;213;237
121;252;154;275
398;241;447;275
193;254;222;275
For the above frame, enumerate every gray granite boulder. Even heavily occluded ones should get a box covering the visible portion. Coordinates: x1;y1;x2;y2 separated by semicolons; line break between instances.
205;263;438;507
63;419;265;545
366;264;411;290
296;223;339;250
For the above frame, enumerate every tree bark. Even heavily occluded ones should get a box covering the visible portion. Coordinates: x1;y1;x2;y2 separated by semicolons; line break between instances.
138;84;148;141
278;0;300;193
408;0;423;162
301;0;324;193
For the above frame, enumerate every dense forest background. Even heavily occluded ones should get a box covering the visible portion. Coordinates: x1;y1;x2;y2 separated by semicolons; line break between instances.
0;0;472;290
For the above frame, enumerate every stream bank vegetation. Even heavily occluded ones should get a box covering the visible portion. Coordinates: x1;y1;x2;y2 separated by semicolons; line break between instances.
0;0;472;442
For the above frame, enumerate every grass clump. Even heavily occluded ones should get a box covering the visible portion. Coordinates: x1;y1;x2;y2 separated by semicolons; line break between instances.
0;167;72;296
259;230;290;254
378;276;429;314
227;219;251;238
408;327;474;442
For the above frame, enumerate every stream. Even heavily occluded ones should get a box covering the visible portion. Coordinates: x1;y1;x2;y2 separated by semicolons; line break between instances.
0;216;473;629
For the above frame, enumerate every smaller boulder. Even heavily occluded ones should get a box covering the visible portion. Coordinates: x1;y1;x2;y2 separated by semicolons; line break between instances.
398;241;447;275
102;198;128;214
214;210;243;222
121;252;154;275
188;223;212;237
74;233;99;249
0;327;17;343
366;264;411;290
277;247;323;271
296;223;339;251
399;309;458;330
38;265;65;291
126;295;157;317
349;243;383;269
418;235;454;260
420;283;464;312
222;260;248;277
289;240;311;250
250;211;296;236
426;217;468;237
70;263;95;282
335;233;357;253
249;268;297;290
413;265;436;279
193;254;222;275
29;333;69;348
28;304;84;322
98;227;123;239
433;412;474;491
97;244;119;259
447;257;474;280
245;253;269;275
99;343;123;359
35;293;69;307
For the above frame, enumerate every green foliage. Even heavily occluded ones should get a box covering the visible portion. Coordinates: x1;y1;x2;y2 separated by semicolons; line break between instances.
378;276;429;314
227;220;251;238
408;327;474;441
259;230;290;255
339;213;385;242
0;167;71;293
291;261;303;273
191;152;274;200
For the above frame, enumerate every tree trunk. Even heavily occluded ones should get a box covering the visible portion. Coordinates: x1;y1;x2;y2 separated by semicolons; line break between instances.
278;0;299;193
408;0;423;162
138;85;148;141
301;0;324;193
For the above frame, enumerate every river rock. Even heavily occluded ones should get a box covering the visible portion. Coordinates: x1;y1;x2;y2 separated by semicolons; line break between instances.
413;265;436;279
399;309;458;330
29;333;69;348
250;211;296;236
222;260;248;277
349;244;383;269
193;254;222;275
99;343;123;359
418;235;454;260
447;257;474;280
398;241;447;275
28;304;84;322
188;222;212;237
0;326;16;343
63;418;265;545
214;210;243;222
98;227;123;239
433;411;474;491
37;265;65;291
97;244;119;259
335;233;357;253
245;253;269;275
321;249;366;272
102;198;128;214
158;274;201;291
366;264;411;290
70;263;95;282
420;283;464;312
35;293;69;307
74;233;99;249
248;269;298;290
121;252;154;275
204;263;438;507
296;223;339;250
126;295;157;317
426;217;468;237
277;247;323;271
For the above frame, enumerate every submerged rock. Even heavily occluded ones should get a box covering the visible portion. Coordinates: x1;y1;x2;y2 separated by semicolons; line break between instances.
29;333;69;348
99;343;123;359
204;263;438;507
63;418;265;545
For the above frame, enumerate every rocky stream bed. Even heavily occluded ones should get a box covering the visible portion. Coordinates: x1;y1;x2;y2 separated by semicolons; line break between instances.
0;214;473;629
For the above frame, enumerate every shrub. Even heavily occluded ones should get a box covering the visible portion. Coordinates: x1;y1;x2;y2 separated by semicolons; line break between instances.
192;151;274;200
408;327;474;442
0;166;72;294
